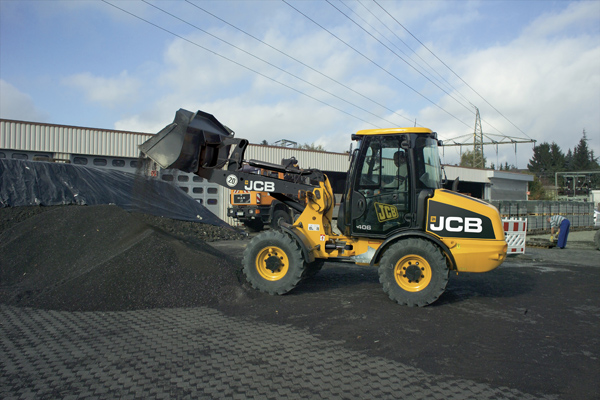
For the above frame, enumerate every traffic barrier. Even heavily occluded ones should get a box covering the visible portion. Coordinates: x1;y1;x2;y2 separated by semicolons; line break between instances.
503;218;527;254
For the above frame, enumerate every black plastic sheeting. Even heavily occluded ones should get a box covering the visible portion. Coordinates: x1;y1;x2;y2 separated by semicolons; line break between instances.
0;158;229;227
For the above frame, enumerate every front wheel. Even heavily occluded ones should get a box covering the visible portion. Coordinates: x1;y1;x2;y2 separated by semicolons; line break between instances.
378;238;449;307
243;230;305;295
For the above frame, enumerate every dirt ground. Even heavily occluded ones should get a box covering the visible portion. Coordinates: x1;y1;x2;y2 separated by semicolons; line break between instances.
1;205;599;399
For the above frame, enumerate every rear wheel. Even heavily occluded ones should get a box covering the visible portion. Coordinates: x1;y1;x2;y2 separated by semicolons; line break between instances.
271;209;292;230
378;238;448;307
243;230;305;295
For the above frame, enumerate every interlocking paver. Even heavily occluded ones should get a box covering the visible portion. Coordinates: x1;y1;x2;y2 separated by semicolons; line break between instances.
0;305;554;399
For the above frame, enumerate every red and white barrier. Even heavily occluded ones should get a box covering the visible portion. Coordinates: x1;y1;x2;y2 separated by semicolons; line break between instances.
502;218;527;254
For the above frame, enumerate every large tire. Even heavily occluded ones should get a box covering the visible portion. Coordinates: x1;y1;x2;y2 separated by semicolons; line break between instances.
271;209;292;230
303;259;325;280
378;238;449;307
594;229;600;251
243;230;305;295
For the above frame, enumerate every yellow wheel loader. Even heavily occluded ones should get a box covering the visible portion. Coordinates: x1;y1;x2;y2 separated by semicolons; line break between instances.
140;109;507;306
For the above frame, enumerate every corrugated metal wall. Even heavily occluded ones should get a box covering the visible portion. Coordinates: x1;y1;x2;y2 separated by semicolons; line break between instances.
245;145;350;172
1;119;152;158
1;119;350;171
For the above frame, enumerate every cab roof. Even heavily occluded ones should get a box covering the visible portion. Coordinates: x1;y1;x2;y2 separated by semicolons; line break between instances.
355;127;434;136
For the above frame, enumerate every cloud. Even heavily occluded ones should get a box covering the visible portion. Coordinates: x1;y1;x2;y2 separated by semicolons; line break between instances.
113;27;382;152
0;80;49;122
110;1;599;165
62;71;142;108
417;2;600;167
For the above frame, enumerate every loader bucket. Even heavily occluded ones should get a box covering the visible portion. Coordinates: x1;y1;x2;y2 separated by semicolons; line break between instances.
139;109;234;173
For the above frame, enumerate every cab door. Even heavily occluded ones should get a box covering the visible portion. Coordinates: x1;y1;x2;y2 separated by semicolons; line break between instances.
348;135;412;237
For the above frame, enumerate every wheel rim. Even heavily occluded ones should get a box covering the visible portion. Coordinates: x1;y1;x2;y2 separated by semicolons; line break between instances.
394;255;432;292
256;246;289;281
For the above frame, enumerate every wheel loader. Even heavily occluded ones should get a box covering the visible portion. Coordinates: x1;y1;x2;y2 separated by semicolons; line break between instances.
140;109;507;306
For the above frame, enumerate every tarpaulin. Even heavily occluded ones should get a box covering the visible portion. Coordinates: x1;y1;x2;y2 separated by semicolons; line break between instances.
0;158;229;227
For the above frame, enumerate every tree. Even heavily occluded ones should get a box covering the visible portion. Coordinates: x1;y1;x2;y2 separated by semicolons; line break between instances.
300;143;326;151
528;141;565;184
571;129;599;171
528;175;552;200
459;149;486;168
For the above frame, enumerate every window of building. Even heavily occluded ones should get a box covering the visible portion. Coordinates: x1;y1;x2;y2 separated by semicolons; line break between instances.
112;159;125;167
0;152;5;158
93;158;107;166
73;157;88;165
192;187;204;194
34;154;51;162
130;160;139;168
193;176;203;182
207;187;218;194
207;199;218;205
12;153;28;160
180;187;189;193
178;175;189;182
162;175;174;181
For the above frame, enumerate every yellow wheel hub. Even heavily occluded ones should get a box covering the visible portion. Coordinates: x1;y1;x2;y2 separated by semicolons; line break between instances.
394;255;432;292
256;246;289;281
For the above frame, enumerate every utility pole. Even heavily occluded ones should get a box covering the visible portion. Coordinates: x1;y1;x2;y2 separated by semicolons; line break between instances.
473;107;484;168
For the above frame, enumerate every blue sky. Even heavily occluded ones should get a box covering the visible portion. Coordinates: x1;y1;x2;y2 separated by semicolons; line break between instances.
1;0;599;168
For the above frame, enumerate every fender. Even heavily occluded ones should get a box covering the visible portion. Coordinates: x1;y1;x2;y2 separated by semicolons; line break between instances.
370;229;457;270
280;224;316;263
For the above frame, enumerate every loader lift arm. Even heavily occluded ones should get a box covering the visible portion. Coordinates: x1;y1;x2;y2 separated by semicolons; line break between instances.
140;108;327;216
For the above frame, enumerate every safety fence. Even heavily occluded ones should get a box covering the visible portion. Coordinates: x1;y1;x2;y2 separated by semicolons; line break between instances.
502;218;527;254
492;200;594;232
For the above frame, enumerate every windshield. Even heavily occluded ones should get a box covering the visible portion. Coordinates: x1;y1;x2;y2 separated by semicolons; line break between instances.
415;137;442;189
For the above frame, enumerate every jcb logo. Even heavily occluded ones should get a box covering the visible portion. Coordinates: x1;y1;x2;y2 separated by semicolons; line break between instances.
244;180;275;192
375;202;399;222
429;216;483;233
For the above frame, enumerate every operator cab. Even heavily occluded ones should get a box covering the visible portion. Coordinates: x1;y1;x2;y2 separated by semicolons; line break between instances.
337;128;442;238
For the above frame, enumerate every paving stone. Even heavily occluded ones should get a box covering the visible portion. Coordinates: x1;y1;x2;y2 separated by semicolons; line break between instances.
0;305;553;399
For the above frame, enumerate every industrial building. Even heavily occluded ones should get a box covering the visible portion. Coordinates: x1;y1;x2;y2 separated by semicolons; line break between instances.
1;118;533;225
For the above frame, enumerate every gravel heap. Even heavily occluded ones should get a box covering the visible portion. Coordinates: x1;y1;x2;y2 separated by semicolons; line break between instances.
0;205;249;312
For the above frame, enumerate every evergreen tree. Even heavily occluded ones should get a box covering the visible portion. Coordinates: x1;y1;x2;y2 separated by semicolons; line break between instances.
549;142;566;171
528;141;565;183
528;142;552;173
571;130;599;171
564;149;573;171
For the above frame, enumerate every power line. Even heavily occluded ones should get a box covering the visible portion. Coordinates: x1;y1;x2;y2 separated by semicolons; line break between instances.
328;0;475;116
141;0;398;127
282;0;472;129
373;0;532;140
184;0;415;126
100;0;380;128
353;0;475;110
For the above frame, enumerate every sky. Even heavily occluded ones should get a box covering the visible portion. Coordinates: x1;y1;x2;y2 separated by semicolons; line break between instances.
1;0;599;168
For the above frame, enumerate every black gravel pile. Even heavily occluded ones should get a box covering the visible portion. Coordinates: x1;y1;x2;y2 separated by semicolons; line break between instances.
0;205;249;311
